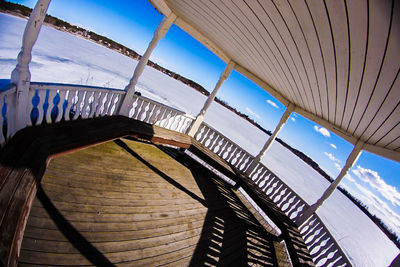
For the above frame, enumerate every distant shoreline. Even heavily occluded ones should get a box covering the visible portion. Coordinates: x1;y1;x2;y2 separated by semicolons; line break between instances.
2;1;399;248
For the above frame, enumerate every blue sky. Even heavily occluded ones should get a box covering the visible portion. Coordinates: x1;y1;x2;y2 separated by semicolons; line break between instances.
11;0;400;235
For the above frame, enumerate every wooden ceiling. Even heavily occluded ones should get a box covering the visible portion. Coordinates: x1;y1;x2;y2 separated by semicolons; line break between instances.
150;0;400;162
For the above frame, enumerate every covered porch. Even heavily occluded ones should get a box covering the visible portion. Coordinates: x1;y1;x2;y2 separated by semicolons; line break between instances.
0;0;399;266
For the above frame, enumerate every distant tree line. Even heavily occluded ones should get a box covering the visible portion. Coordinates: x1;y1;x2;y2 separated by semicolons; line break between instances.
2;0;399;248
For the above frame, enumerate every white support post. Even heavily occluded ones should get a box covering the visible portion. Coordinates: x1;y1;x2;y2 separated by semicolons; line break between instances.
119;13;177;116
245;103;294;175
296;139;364;226
187;60;235;137
11;0;51;132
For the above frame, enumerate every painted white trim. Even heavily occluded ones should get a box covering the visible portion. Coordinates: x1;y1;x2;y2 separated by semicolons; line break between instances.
294;107;357;144
11;0;51;132
119;12;176;116
148;0;400;164
246;103;294;174
363;143;400;163
234;65;290;107
297;140;364;226
187;60;235;136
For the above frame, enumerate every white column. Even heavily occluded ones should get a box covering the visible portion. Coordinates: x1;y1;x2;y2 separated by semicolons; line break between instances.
119;13;176;116
246;103;294;175
187;60;235;137
296;139;364;226
11;0;51;131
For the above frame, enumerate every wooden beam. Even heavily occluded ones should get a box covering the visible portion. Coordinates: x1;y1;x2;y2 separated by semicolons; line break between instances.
234;65;290;107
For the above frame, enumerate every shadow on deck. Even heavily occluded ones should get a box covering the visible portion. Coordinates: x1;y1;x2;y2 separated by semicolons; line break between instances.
0;116;314;266
19;138;279;266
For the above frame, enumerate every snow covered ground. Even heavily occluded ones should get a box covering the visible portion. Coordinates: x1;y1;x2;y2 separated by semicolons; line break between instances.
1;13;398;266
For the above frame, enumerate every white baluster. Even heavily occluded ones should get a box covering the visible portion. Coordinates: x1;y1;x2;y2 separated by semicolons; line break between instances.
111;94;122;115
176;115;185;132
27;89;36;126
55;90;67;122
222;144;232;159
106;93;117;115
152;106;162;125
64;90;74;121
73;91;85;120
81;91;93;119
45;90;57;123
163;110;173;128
0;95;5;145
195;125;205;141
280;193;294;211
128;96;138;118
36;90;47;125
5;93;16;139
89;91;101;118
147;104;157;124
166;111;177;129
140;101;150;121
132;98;144;119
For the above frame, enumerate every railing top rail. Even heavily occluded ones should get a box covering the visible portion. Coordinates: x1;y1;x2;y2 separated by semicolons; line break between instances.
30;82;126;94
135;94;195;119
29;81;195;120
201;122;309;207
0;84;16;96
200;122;255;153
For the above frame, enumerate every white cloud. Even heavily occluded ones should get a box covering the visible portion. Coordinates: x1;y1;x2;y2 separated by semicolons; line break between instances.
344;173;355;182
352;165;400;207
330;143;337;149
314;125;331;137
245;107;260;119
290;117;296;122
324;152;341;163
334;162;342;171
340;182;400;237
266;99;279;109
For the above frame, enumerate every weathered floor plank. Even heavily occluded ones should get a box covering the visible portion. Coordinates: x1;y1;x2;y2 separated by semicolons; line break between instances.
19;139;278;266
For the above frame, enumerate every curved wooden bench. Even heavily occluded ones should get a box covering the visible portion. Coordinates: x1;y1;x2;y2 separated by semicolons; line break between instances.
0;116;191;266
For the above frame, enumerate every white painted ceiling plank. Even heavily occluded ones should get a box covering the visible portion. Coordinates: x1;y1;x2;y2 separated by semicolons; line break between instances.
346;0;393;134
307;0;337;125
275;0;322;117
290;0;329;121
325;0;350;127
227;0;291;99
257;0;315;113
363;75;400;143
239;0;298;103
340;0;368;130
245;0;306;108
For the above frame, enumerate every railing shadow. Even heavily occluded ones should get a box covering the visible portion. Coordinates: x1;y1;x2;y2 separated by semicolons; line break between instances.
113;139;207;206
35;185;115;267
157;146;279;266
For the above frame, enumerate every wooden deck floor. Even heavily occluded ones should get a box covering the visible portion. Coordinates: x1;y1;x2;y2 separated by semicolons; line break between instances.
19;138;279;266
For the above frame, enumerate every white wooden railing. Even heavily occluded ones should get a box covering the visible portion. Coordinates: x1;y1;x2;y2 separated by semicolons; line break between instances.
194;123;255;171
194;122;351;266
1;81;350;266
28;82;193;133
28;82;125;126
0;85;17;145
0;82;194;146
125;94;194;134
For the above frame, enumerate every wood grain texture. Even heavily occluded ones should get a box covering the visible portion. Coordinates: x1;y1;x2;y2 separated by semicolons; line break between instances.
19;139;280;266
